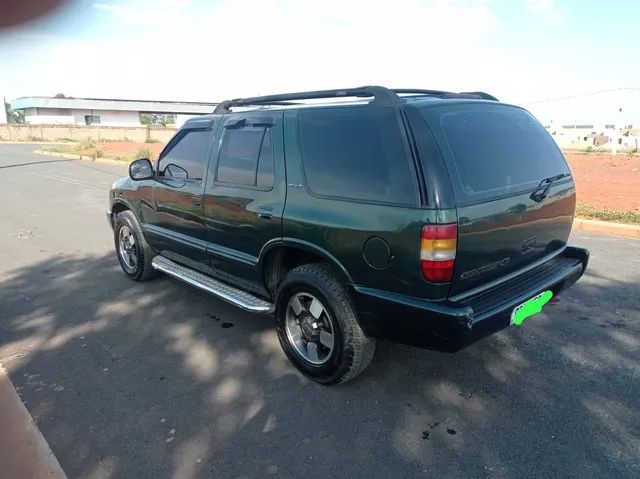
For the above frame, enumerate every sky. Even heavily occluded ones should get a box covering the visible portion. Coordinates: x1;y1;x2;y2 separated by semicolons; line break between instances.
0;0;638;126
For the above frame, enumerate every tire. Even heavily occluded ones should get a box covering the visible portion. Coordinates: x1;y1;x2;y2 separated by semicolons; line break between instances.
114;210;157;281
275;263;375;385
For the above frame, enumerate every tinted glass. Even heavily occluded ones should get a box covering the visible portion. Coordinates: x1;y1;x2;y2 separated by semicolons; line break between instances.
420;104;570;201
217;127;264;185
298;106;417;205
256;128;274;189
217;126;274;188
160;129;211;180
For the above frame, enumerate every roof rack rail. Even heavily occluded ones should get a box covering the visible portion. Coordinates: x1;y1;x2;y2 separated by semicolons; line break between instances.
213;86;498;113
393;89;498;101
214;86;400;113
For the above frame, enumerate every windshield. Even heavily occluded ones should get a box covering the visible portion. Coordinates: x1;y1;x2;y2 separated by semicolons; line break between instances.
420;103;571;203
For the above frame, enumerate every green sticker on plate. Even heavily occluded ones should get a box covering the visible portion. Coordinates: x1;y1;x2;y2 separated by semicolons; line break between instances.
511;290;553;326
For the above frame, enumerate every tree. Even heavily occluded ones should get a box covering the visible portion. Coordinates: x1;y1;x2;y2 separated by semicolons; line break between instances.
140;113;176;127
4;102;25;124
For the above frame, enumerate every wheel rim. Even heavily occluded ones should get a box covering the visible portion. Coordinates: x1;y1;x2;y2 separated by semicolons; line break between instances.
118;225;138;272
285;292;335;365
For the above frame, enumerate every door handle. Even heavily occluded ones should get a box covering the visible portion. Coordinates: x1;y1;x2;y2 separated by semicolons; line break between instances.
192;196;203;207
257;206;273;220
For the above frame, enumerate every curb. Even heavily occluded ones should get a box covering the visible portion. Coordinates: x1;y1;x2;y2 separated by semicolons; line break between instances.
0;364;67;479
573;218;640;239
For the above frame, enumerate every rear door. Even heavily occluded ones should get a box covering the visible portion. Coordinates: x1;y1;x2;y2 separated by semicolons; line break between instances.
203;111;285;293
417;102;575;296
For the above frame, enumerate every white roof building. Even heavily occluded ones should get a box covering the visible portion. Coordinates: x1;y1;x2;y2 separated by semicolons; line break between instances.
9;96;217;127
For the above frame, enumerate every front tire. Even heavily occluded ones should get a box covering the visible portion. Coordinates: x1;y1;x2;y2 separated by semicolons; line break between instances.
114;210;157;281
275;263;375;385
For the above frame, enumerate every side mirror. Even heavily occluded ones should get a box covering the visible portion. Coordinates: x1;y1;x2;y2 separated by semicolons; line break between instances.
129;158;154;181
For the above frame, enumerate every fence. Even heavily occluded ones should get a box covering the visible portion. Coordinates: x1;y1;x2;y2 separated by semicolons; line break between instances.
0;124;177;144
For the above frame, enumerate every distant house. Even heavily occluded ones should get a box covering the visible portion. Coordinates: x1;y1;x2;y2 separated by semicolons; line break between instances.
9;96;217;127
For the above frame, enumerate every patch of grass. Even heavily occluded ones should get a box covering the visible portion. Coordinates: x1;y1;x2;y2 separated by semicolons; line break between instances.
27;135;44;142
40;145;78;154
576;202;640;225
145;138;161;143
55;137;75;143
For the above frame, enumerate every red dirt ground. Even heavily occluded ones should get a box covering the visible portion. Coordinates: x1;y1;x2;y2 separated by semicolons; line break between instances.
564;152;640;212
97;141;165;158
93;142;640;212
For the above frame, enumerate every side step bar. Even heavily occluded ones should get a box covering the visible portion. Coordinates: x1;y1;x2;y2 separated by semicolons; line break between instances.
151;256;274;313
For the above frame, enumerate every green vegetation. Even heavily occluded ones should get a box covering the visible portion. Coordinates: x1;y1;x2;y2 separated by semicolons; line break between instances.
4;102;25;124
145;138;161;143
140;113;176;127
584;145;594;153
79;137;97;149
134;147;153;160
27;135;43;141
55;137;76;143
576;202;640;224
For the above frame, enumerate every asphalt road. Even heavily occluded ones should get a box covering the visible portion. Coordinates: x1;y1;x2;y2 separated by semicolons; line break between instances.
0;144;639;479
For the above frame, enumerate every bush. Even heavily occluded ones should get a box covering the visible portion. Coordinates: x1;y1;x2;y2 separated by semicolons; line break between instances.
584;145;594;153
80;137;97;149
55;137;75;143
145;138;161;143
134;147;152;160
89;147;104;159
27;135;43;142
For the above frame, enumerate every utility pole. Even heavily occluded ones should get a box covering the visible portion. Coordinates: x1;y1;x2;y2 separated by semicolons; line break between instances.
612;107;622;155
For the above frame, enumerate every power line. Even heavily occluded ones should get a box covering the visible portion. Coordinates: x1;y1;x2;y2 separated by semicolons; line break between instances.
522;87;640;105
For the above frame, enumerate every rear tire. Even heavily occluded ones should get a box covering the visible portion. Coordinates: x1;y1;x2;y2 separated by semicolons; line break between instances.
275;263;375;385
114;210;157;281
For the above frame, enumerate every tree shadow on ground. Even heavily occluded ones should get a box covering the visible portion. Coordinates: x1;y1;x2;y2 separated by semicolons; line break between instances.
0;253;638;479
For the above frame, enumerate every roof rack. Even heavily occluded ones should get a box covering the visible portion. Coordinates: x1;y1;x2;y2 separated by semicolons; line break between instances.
213;86;497;113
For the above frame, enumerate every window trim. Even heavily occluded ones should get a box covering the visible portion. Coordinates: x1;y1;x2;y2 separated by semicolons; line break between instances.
296;106;421;208
156;127;213;183
213;124;275;191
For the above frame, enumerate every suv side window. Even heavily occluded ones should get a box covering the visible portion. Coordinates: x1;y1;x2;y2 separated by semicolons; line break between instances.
216;126;275;189
298;106;418;206
158;129;211;181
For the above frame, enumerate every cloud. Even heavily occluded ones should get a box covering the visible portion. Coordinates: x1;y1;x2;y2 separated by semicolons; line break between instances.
525;0;564;24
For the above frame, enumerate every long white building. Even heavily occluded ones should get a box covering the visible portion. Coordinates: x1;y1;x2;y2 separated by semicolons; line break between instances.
9;96;217;127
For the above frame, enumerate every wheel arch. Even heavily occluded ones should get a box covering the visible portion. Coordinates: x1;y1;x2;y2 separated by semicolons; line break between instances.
259;239;353;296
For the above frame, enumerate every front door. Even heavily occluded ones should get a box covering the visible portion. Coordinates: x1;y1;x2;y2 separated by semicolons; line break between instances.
203;111;286;294
143;120;216;263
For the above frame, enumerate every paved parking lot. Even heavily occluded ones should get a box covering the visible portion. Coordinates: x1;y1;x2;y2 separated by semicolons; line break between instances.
0;144;639;478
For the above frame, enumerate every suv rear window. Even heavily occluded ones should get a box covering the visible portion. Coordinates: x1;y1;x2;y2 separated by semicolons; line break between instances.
298;106;418;206
419;104;570;202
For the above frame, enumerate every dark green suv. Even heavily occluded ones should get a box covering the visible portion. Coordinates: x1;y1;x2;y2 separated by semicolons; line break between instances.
108;86;589;385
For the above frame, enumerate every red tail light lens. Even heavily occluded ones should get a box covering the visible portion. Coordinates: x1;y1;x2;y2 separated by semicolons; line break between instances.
420;223;457;282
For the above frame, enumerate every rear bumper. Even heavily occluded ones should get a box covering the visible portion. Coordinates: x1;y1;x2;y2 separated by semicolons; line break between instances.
350;246;589;352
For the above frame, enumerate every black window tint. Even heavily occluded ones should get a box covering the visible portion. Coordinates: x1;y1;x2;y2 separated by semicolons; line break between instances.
217;126;274;188
256;128;274;189
298;106;417;205
421;104;570;201
160;129;211;180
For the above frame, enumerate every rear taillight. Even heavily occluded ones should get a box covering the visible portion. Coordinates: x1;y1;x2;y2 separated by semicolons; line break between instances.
420;223;457;282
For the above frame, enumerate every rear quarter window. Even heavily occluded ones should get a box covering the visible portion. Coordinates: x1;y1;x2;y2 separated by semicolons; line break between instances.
420;103;570;203
297;106;418;206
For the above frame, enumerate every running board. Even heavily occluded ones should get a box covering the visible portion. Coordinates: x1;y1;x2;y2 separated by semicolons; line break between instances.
151;256;273;313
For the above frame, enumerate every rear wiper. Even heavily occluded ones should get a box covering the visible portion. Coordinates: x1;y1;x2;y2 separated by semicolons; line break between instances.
530;173;571;203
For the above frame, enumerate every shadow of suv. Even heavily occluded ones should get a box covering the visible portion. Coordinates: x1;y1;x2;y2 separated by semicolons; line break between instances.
108;86;589;384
